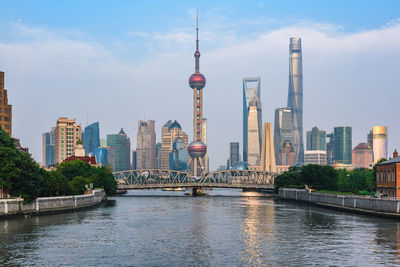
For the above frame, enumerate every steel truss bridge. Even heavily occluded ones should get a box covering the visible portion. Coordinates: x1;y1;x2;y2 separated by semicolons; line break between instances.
114;169;276;190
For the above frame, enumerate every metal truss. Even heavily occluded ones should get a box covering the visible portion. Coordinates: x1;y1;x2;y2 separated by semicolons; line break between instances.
114;169;276;190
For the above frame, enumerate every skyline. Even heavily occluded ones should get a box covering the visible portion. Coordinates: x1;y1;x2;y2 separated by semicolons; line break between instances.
0;1;399;169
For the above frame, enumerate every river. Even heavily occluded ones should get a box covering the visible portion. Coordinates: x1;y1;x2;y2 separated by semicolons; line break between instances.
1;189;400;266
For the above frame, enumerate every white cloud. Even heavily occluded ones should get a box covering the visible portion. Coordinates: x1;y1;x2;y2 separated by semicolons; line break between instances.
1;20;399;169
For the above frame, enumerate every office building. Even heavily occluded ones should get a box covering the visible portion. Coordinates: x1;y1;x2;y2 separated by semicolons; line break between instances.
132;150;137;170
107;128;131;172
333;127;352;165
304;150;327;165
306;126;326;151
42;128;55;167
136;120;156;169
229;142;240;169
326;133;334;166
247;96;262;166
274;107;293;164
287;37;304;164
169;138;188;171
352;143;373;169
367;130;373;149
105;146;116;169
278;142;296;166
259;123;276;172
94;147;108;166
243;77;261;163
83;122;100;156
54;117;82;165
155;142;162;169
372;126;388;163
0;71;12;136
161;120;188;169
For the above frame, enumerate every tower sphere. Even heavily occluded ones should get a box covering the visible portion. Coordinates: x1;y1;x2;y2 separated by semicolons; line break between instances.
188;140;207;158
189;73;206;89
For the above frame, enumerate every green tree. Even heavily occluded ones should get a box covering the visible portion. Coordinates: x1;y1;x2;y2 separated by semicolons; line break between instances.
69;176;88;195
42;171;72;197
56;160;92;181
88;166;117;195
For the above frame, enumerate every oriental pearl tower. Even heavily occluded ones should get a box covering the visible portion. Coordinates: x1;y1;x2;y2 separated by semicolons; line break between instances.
188;12;207;181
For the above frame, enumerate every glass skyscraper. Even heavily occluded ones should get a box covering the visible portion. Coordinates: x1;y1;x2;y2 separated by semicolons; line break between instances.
169;138;188;171
83;122;100;156
243;77;261;163
333;126;352;164
287;37;304;164
42;128;55;167
229;142;239;169
274;108;293;165
107;128;131;172
94;147;108;166
306;127;326;151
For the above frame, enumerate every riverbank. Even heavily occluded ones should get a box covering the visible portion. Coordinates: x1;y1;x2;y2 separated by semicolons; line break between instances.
0;189;106;218
278;188;400;219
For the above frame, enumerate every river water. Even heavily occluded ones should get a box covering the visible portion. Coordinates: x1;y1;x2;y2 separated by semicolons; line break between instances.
1;189;400;266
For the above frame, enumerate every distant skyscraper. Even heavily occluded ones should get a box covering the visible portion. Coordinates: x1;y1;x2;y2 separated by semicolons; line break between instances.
107;128;131;172
333;127;352;165
229;142;240;169
132;150;137;170
0;71;12;136
372;126;388;163
54;117;82;165
161;120;188;169
243;77;261;163
306;127;326;151
155;142;162;169
42;128;55;167
367;130;373;149
352;143;373;169
274;107;293;164
106;147;116;169
287;37;304;164
169;138;188;171
247;96;262;166
201;118;209;173
304;150;327;165
326;133;334;166
278;142;296;166
94;147;108;166
259;123;276;172
83;122;100;156
136;120;156;169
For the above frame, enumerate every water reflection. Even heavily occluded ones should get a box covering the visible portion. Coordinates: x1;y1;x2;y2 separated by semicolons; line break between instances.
239;196;276;266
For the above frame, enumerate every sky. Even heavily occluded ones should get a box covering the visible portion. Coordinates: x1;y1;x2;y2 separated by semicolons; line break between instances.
0;0;399;170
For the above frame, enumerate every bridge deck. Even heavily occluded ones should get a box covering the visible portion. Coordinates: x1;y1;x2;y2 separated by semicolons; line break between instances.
117;183;274;190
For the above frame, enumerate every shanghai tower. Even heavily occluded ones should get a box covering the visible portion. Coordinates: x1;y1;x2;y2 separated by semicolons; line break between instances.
287;37;304;164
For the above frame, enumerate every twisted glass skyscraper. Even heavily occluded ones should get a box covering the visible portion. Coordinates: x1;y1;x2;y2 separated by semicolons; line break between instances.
287;37;304;164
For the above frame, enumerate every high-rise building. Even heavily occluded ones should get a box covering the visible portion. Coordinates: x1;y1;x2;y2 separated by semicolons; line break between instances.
188;14;208;177
0;71;12;136
94;147;108;166
132;150;137;170
274;107;293;164
247;96;262;166
352;143;373;169
259;123;276;172
83;122;100;156
106;147;116;169
278;142;296;166
54;117;82;165
107;128;131;172
155;142;162;169
229;142;240;169
169;138;188;171
287;37;304;164
42;128;55;167
201;118;209;173
306;127;326;151
304;150;327;165
367;130;373;149
372;126;388;163
326;133;334;166
161;120;188;169
333;127;352;165
243;77;261;163
136;120;156;169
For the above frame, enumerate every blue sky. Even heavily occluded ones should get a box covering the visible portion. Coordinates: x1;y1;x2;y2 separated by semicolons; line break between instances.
0;1;399;169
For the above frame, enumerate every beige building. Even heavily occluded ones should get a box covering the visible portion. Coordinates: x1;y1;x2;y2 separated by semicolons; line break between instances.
259;123;276;172
372;126;388;163
201;118;209;173
0;71;12;136
54;117;82;165
161;120;188;169
352;143;373;169
136;120;156;169
247;96;262;166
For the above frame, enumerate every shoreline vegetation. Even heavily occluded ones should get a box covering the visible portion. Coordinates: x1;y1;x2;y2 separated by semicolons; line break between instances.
0;128;117;203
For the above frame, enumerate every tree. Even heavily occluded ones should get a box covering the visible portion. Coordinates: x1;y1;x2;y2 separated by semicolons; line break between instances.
56;160;92;181
88;166;117;195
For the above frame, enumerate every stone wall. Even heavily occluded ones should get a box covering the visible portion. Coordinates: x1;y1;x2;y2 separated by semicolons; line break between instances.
0;189;106;217
279;188;400;214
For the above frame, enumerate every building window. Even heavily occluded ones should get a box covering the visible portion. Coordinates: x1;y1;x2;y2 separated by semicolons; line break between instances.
4;124;9;129
4;117;9;122
5;108;10;114
197;98;200;104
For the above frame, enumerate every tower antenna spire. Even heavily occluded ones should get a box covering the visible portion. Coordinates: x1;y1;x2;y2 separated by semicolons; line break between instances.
196;9;199;51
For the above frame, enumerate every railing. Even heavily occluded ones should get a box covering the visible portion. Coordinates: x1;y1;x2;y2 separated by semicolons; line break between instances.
113;169;276;189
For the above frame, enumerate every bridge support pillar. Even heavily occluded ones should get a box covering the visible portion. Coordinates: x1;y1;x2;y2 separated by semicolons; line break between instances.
192;187;205;196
